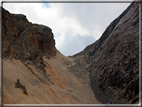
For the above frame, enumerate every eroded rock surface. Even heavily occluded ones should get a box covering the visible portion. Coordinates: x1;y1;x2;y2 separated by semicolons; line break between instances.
72;2;141;104
2;7;56;73
2;7;100;104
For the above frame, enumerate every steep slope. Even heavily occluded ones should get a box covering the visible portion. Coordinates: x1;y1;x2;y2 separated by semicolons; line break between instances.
2;7;100;104
3;52;100;104
72;2;141;104
2;1;141;104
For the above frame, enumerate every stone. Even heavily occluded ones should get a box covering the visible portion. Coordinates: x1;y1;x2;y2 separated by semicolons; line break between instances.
2;7;100;104
2;1;141;104
15;79;23;88
72;2;140;104
22;86;28;95
2;7;56;72
15;79;28;95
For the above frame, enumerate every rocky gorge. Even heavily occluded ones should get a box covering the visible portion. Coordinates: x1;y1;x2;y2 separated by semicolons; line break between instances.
2;6;100;104
2;1;141;105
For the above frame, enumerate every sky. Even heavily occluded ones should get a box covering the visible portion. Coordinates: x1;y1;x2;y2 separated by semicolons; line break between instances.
2;0;132;56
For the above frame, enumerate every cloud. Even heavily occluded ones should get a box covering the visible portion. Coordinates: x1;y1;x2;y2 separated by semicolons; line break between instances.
3;0;131;56
58;34;95;56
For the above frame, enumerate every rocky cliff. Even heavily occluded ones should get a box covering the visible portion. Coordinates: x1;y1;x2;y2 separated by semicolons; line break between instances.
2;8;56;73
2;7;100;104
73;2;141;104
2;1;141;105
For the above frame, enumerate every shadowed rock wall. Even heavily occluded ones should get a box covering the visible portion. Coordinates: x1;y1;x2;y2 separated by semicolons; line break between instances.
72;2;140;104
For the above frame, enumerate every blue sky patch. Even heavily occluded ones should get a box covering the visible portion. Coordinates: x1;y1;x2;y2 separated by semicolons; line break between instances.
42;0;50;8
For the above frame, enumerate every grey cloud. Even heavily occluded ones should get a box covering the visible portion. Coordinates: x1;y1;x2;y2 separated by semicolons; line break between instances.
60;3;131;33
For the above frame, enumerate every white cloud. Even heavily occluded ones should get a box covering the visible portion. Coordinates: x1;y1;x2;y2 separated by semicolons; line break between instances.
2;0;131;56
55;32;65;48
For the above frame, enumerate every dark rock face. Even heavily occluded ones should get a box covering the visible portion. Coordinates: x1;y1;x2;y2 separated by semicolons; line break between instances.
73;2;140;104
2;7;56;69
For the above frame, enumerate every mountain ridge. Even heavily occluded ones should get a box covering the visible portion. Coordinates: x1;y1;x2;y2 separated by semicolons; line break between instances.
72;1;140;104
2;1;141;104
2;7;100;104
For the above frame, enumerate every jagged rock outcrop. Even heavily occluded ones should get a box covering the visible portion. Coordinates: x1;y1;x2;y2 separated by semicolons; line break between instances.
72;2;141;104
2;7;100;104
2;7;56;73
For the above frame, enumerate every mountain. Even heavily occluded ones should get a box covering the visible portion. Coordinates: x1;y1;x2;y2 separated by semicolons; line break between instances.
2;1;141;104
2;7;100;104
72;1;141;104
